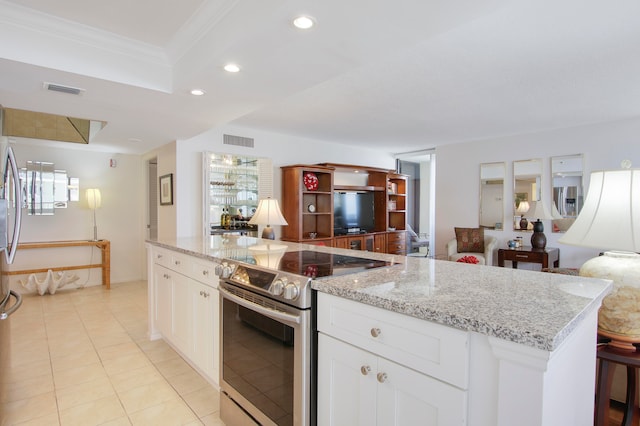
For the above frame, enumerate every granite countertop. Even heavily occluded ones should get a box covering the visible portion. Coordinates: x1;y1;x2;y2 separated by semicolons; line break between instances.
146;235;612;352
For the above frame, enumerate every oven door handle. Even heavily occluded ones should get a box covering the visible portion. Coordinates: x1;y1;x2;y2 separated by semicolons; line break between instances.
219;286;301;325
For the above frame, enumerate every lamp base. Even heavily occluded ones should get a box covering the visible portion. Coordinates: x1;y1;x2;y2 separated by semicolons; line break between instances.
581;252;640;343
261;226;275;240
519;217;528;230
598;329;640;351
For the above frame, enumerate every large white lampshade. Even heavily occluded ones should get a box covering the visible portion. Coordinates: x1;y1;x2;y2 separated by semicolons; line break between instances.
559;168;640;347
248;198;288;240
86;188;101;210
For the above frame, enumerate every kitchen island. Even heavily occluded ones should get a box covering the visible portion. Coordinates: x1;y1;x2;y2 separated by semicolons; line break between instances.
146;235;611;426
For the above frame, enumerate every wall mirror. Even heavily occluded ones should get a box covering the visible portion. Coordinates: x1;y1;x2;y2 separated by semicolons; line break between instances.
19;162;76;215
513;159;542;231
203;152;272;237
551;154;583;233
479;162;505;230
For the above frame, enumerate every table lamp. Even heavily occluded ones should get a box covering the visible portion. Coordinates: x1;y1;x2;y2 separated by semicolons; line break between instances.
528;200;554;249
86;188;101;241
516;200;530;230
248;198;288;240
559;164;640;349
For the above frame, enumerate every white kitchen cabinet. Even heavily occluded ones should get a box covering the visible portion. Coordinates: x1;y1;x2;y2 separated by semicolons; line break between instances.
170;272;191;356
318;334;467;426
153;264;172;337
190;279;219;381
148;245;220;385
318;333;377;425
317;292;468;426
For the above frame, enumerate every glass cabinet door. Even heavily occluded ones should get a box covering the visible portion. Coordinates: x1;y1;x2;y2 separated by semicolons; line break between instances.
204;152;271;237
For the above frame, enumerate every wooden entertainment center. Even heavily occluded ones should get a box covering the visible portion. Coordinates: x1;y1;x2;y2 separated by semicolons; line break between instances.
281;163;408;255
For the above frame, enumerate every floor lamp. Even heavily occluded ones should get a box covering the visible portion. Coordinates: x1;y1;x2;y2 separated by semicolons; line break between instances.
86;188;102;241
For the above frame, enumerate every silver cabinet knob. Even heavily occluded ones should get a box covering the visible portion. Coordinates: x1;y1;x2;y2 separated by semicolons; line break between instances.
360;365;371;376
370;327;381;338
377;372;387;383
174;260;180;265
202;270;209;276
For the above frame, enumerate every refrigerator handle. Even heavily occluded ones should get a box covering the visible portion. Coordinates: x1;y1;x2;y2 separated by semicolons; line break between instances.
5;147;21;265
0;290;22;320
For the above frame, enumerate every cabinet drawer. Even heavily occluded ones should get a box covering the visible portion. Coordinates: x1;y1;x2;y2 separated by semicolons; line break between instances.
189;258;219;288
169;252;189;275
317;292;469;389
387;240;406;254
153;247;171;268
386;231;406;243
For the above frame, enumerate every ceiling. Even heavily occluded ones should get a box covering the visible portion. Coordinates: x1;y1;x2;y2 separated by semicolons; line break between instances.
1;0;639;155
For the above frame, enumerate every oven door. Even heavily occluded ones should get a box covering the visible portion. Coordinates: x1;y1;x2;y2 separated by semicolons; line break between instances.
219;283;310;426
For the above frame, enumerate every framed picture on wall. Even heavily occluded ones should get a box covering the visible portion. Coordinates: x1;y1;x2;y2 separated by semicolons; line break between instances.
160;173;173;206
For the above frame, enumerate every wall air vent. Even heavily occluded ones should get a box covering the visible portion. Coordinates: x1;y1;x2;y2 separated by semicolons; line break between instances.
43;82;85;96
223;134;254;148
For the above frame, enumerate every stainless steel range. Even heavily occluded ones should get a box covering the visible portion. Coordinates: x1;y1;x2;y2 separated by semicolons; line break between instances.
216;249;394;426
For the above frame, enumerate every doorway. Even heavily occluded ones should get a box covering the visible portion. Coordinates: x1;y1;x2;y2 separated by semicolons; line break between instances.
395;151;436;253
147;158;158;240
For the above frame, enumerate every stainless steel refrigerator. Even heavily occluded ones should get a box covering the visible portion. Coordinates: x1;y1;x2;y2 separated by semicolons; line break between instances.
0;135;23;413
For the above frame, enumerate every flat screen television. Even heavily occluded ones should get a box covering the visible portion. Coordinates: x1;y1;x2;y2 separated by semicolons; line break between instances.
334;192;375;235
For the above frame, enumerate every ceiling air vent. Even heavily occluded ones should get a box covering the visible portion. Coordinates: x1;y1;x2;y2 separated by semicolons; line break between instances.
43;82;85;96
223;134;254;148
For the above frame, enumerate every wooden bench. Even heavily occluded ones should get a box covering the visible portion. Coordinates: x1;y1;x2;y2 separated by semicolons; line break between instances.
5;240;111;289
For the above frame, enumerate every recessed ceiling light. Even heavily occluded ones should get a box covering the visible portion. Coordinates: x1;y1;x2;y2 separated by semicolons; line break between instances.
293;15;315;29
190;89;206;96
224;64;241;73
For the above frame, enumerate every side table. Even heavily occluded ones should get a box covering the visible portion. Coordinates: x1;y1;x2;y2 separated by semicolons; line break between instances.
498;246;559;269
595;343;640;426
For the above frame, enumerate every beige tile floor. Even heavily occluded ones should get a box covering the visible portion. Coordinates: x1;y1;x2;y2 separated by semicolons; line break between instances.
1;280;225;425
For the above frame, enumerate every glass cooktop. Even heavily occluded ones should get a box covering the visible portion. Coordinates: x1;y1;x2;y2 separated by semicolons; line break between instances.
278;250;395;278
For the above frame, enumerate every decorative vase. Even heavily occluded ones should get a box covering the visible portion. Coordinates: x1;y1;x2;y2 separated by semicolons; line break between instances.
530;220;546;249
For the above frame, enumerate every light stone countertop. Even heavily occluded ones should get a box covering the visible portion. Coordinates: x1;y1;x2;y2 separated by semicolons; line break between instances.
147;235;612;352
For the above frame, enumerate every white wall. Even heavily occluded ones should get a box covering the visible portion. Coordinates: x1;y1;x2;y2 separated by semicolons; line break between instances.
435;117;640;267
152;141;177;241
8;143;145;290
175;125;396;238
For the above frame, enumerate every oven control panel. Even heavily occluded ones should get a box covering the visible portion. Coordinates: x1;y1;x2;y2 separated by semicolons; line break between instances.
217;260;312;308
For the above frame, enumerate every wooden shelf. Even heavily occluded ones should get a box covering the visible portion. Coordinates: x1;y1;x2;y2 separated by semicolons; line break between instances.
6;240;111;289
282;163;408;254
334;185;382;192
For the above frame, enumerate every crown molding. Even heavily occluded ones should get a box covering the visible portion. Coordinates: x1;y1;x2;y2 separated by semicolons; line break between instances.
166;0;241;64
0;0;168;66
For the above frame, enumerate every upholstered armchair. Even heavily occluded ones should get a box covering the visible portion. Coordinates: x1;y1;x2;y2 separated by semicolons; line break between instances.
447;229;498;266
407;224;429;255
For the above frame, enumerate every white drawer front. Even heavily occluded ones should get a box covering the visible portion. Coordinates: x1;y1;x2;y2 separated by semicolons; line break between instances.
317;292;469;389
169;252;189;275
189;259;219;288
153;247;171;268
